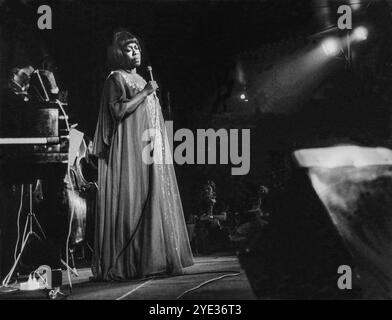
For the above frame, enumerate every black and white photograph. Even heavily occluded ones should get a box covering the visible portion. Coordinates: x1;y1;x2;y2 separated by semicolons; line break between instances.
1;0;392;306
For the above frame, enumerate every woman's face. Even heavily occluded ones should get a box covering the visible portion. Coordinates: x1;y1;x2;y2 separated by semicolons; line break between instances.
124;42;141;68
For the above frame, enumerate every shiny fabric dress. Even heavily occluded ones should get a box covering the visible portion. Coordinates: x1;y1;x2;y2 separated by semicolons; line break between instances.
92;70;194;280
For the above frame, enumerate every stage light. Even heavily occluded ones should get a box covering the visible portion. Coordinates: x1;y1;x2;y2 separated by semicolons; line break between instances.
321;38;340;56
350;0;361;11
353;26;368;41
240;93;246;100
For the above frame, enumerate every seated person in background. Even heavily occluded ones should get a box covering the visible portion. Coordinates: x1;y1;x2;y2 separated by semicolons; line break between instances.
6;66;34;101
199;209;228;228
1;66;35;137
194;204;230;254
229;185;270;242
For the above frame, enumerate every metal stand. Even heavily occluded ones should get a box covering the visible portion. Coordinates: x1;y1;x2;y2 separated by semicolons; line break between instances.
2;183;77;288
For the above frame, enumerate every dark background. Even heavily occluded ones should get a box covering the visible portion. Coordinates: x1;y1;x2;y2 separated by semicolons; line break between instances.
0;0;317;135
1;0;392;297
2;0;392;207
1;0;383;134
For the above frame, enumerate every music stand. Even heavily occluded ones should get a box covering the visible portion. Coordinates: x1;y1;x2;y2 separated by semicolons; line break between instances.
1;182;79;288
2;184;45;287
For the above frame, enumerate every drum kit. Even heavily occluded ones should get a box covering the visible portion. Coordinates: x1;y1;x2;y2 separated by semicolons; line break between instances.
0;67;97;298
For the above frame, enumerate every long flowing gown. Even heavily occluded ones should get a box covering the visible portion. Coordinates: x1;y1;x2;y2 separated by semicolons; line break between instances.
92;69;194;280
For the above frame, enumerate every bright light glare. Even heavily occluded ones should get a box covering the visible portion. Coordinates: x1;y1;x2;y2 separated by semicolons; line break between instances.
321;38;340;56
294;146;392;168
353;26;368;41
350;0;361;11
240;93;246;100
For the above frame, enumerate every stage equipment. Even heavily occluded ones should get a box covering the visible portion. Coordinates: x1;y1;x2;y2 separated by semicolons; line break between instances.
353;26;368;41
19;265;63;299
2;184;49;287
66;130;97;252
0;101;69;164
322;37;341;56
294;145;392;299
238;156;356;299
0;67;79;291
29;69;60;102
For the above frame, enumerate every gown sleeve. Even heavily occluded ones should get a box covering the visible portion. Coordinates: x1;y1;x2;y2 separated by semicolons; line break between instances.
92;72;142;158
107;72;141;123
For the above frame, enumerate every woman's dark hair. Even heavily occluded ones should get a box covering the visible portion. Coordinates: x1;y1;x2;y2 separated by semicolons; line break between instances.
107;30;141;70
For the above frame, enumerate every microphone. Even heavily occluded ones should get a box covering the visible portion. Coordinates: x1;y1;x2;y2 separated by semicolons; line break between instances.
147;65;159;95
147;65;154;81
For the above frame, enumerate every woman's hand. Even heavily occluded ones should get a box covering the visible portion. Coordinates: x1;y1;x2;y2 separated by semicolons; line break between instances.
143;81;159;95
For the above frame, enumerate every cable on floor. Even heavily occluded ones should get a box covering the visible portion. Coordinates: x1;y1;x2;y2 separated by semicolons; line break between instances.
176;272;241;300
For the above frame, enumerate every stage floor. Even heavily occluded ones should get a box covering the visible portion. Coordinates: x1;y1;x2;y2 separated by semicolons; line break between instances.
0;255;256;300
